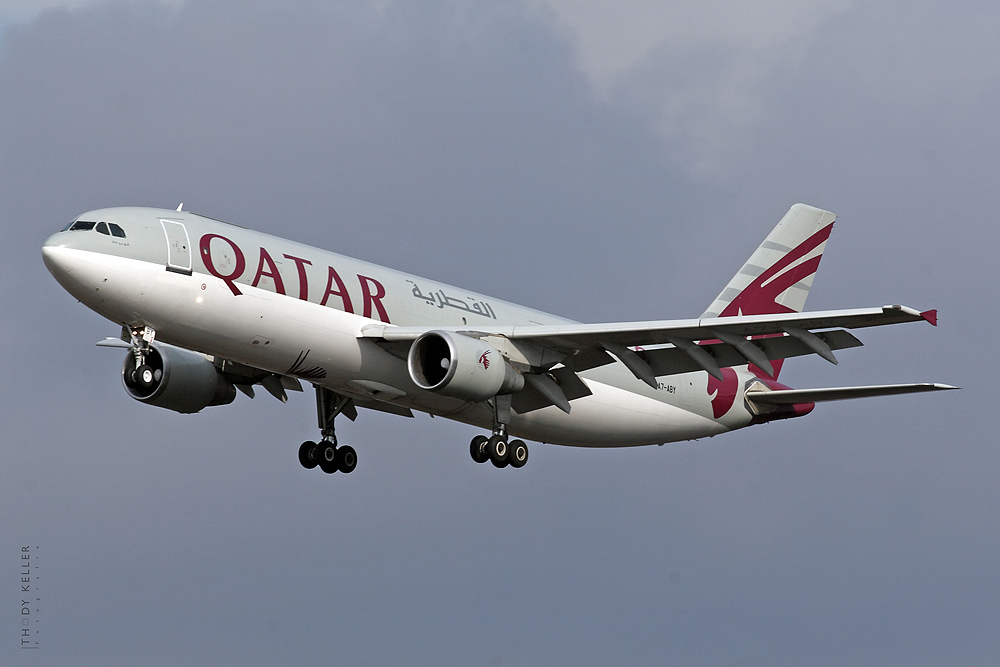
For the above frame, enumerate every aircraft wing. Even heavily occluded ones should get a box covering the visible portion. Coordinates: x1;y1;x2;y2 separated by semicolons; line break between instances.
362;304;937;385
366;305;934;345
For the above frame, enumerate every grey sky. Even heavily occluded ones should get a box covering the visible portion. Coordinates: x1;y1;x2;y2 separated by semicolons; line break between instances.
1;1;994;665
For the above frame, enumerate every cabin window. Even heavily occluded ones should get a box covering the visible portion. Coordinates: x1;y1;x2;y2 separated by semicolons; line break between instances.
96;221;110;235
109;223;126;238
69;220;97;231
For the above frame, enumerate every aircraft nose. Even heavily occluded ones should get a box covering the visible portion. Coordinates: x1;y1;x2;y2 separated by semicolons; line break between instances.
42;232;61;250
42;232;75;282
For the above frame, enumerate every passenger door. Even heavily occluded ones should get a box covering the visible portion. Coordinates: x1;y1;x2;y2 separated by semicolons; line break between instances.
160;219;192;275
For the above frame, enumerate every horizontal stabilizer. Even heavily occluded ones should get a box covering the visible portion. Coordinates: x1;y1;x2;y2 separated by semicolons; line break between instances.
747;383;958;405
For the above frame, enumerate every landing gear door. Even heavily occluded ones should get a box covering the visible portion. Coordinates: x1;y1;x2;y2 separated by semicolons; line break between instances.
160;219;192;275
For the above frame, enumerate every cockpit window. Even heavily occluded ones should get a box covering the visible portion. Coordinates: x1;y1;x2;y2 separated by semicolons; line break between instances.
63;219;127;237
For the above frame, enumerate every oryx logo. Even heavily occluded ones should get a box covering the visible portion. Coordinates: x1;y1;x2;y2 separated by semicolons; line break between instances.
478;351;491;370
707;367;738;418
720;224;833;319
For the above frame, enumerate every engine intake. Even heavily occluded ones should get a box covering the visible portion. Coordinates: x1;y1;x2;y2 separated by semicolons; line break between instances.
408;331;523;402
122;342;237;413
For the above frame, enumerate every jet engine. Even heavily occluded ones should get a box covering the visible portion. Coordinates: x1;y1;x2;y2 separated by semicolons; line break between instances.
407;330;523;402
122;341;237;413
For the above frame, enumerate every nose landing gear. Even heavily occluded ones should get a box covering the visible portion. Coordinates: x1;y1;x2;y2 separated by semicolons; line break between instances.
124;325;158;389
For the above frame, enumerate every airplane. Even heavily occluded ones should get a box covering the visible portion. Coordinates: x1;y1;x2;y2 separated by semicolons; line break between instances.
42;203;955;475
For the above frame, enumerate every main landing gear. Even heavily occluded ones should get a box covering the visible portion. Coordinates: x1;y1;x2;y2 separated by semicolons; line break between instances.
298;386;358;475
297;387;530;473
469;394;529;469
298;440;357;474
469;433;529;469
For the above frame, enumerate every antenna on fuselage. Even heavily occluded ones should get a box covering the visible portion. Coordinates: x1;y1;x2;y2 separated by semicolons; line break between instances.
176;203;184;211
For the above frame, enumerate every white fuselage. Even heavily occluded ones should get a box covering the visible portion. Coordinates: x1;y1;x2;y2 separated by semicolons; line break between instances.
43;207;755;447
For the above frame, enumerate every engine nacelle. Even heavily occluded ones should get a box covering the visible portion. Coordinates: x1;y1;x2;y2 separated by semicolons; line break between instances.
122;342;237;414
407;330;523;402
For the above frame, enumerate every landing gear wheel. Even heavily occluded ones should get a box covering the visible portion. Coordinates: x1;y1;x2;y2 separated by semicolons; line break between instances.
316;441;338;474
298;441;318;469
487;435;508;467
134;364;155;389
508;439;528;468
470;435;489;464
336;445;357;474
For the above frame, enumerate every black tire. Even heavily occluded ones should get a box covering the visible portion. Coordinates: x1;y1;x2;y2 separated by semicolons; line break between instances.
487;435;508;466
134;364;155;389
298;440;318;469
508;440;528;468
470;435;489;464
316;441;338;474
337;445;358;474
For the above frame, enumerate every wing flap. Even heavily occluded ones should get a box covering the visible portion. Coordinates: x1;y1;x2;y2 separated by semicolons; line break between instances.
642;329;863;377
351;395;415;418
511;367;593;414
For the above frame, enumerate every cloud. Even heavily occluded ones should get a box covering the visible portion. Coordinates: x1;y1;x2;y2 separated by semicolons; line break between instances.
0;0;691;318
534;1;855;173
536;0;853;82
0;0;182;21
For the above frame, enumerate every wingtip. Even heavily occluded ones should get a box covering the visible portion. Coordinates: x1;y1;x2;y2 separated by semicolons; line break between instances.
920;309;938;326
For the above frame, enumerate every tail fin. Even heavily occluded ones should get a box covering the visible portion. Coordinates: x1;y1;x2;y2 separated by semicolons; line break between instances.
701;204;837;319
701;204;837;379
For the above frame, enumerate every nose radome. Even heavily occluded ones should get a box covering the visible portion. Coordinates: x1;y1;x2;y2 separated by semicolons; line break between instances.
42;234;75;282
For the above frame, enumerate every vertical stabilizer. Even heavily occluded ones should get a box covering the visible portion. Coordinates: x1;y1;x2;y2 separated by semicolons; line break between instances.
701;204;836;380
701;204;837;319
